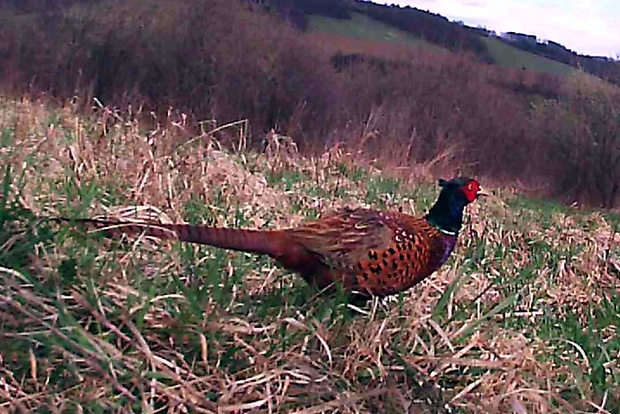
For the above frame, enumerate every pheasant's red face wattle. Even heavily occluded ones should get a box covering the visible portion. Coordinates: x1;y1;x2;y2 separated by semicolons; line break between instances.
461;179;482;203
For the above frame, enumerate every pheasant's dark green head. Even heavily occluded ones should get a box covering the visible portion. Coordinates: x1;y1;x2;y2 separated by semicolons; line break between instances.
425;177;486;234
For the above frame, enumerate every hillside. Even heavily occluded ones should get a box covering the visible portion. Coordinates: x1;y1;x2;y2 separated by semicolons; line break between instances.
1;0;616;81
305;11;575;77
481;37;576;76
2;97;619;412
272;0;620;83
1;0;619;209
307;12;446;54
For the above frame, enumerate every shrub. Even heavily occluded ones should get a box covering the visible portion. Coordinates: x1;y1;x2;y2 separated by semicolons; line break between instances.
1;0;619;207
532;75;620;208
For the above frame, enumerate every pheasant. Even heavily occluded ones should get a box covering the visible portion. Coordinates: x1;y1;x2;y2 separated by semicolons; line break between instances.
52;177;486;298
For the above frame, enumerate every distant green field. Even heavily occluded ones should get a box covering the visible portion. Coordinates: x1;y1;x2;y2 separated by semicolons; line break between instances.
307;11;578;77
307;12;446;53
482;37;577;76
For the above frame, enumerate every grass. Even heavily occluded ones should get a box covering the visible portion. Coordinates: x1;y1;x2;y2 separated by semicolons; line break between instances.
1;97;619;412
305;11;575;77
482;37;577;76
307;12;447;54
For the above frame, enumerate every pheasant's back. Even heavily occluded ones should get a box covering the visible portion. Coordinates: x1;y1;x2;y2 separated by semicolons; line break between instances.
287;208;458;297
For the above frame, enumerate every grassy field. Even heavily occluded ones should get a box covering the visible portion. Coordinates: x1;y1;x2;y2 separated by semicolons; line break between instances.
306;11;578;77
307;12;447;54
481;37;577;77
1;98;619;413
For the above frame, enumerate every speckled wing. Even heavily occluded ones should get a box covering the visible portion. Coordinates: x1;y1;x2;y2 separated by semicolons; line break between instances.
284;207;452;296
285;207;394;268
352;215;443;296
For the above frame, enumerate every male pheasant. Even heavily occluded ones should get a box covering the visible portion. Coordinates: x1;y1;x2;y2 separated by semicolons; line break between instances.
54;177;486;298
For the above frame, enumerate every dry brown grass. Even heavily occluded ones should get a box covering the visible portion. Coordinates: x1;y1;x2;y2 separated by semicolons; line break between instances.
1;98;619;413
2;0;620;207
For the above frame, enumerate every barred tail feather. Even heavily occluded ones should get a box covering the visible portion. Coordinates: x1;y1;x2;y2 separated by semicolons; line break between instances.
51;217;284;257
159;223;282;256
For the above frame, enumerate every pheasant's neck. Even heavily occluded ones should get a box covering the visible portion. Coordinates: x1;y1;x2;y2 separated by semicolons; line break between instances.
424;192;468;235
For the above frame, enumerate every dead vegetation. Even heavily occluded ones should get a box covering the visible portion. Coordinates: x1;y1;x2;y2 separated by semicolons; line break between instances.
1;0;620;207
1;98;619;413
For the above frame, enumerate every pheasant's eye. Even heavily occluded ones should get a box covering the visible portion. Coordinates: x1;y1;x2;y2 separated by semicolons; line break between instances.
467;183;474;191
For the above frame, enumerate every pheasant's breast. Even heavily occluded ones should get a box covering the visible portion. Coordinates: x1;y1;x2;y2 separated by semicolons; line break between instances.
351;216;446;296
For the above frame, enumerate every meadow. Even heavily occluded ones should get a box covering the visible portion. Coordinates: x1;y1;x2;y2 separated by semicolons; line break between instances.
1;1;620;412
480;37;576;77
306;11;575;77
1;98;619;413
306;12;446;54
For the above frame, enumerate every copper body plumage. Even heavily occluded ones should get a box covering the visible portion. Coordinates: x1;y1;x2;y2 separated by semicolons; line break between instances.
57;177;486;297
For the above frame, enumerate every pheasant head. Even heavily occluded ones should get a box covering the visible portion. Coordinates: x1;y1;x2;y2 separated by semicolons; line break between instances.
425;177;487;236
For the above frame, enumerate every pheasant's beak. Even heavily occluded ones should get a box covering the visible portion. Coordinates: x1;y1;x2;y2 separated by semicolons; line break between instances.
477;187;490;198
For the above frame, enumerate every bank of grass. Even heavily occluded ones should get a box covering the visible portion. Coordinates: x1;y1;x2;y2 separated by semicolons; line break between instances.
306;11;578;78
481;37;577;77
1;98;619;412
306;12;446;54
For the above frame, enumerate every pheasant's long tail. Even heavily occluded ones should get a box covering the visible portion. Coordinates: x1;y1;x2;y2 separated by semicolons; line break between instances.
50;217;285;257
